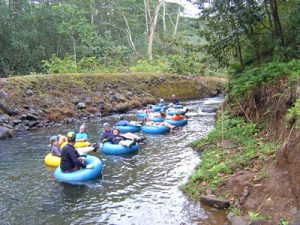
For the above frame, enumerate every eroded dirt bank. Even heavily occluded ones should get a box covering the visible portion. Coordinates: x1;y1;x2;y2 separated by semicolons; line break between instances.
0;73;225;137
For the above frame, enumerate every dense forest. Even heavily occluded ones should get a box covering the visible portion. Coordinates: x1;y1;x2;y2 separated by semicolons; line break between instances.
0;0;211;76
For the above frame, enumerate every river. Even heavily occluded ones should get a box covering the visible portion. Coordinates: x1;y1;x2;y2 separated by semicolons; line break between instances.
0;96;226;225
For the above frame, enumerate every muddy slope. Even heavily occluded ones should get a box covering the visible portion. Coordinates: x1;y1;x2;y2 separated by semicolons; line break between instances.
224;78;300;224
0;73;225;135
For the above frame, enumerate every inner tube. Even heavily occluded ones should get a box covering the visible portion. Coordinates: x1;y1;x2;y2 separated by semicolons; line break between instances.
44;153;61;167
54;155;102;183
169;115;185;121
174;105;183;109
149;117;165;122
165;119;187;126
136;113;146;119
152;106;163;112
115;125;141;133
141;125;170;134
201;107;217;113
167;110;186;116
102;142;139;155
74;141;90;148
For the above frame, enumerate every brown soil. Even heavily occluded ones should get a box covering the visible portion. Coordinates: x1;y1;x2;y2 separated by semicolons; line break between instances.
217;78;300;224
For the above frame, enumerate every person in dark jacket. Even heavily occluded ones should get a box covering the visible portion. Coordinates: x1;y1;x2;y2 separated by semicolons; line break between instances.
108;129;137;147
115;114;140;127
171;94;179;105
99;123;113;143
60;132;93;173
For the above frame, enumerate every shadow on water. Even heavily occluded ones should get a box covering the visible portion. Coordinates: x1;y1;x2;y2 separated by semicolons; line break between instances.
0;96;227;225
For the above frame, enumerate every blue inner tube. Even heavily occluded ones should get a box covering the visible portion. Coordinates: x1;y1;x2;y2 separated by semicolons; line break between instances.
174;105;183;109
167;110;186;116
102;142;139;155
136;113;146;119
115;125;141;133
165;119;187;126
152;106;163;112
141;125;170;134
149;117;165;122
54;155;102;183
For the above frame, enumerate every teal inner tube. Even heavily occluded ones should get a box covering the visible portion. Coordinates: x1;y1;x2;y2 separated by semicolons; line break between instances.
165;119;187;126
54;155;102;183
167;110;186;116
149;117;165;122
115;125;141;133
136;113;146;119
141;125;170;134
102;142;139;155
152;106;163;112
174;105;183;109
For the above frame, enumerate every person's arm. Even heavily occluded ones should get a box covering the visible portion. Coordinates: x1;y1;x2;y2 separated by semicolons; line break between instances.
69;149;86;168
51;146;61;157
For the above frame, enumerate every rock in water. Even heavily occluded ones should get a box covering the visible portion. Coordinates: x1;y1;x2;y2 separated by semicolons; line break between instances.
200;195;230;209
0;126;13;139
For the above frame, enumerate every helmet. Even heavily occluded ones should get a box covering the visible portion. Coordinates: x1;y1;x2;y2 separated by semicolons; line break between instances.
80;123;86;130
67;132;76;142
50;135;58;143
119;114;125;120
160;98;164;103
172;94;176;98
103;123;110;129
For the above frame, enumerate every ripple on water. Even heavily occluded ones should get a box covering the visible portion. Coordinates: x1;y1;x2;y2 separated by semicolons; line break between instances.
0;97;226;225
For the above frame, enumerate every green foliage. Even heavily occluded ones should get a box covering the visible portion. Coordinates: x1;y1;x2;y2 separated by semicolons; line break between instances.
286;99;300;129
248;211;267;222
129;60;169;73
278;218;289;225
229;206;242;216
228;60;300;99
185;113;279;198
42;55;77;74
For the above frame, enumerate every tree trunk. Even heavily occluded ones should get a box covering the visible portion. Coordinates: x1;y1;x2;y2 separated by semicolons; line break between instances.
269;0;284;45
146;0;163;60
173;3;180;39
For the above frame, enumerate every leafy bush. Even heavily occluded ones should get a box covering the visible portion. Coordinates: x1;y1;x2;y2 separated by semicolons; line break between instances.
286;99;300;129
129;59;169;73
42;55;77;74
228;60;300;99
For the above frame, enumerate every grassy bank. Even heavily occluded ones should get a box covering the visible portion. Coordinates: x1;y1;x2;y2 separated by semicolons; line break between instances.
0;72;226;132
183;60;300;224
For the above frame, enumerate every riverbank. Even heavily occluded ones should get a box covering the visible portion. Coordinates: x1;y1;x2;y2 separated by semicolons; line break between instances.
0;73;225;138
183;60;300;224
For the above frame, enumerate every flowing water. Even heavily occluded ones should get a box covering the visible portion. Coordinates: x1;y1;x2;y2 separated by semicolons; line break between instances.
0;97;227;225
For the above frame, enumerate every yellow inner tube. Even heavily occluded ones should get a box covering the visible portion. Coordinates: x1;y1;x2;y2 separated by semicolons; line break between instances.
74;141;90;148
44;153;61;167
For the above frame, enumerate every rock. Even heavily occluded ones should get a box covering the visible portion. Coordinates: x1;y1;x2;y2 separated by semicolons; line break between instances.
114;93;127;103
28;121;39;128
97;102;105;110
19;113;37;121
0;90;8;98
0;115;10;124
200;195;230;209
0;126;13;139
14;124;28;133
26;89;34;96
13;119;22;125
227;213;247;225
65;118;75;124
202;107;218;113
127;91;133;97
76;102;86;110
0;101;18;116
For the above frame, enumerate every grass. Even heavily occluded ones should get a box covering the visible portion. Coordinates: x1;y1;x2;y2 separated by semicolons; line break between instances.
182;113;279;198
248;211;268;222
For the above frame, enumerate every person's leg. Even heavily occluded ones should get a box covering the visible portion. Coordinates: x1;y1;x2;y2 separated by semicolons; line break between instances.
119;140;134;147
162;121;175;130
123;132;139;139
76;146;94;155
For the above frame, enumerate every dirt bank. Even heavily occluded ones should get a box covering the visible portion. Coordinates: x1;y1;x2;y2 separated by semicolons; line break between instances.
186;77;300;225
0;73;225;136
